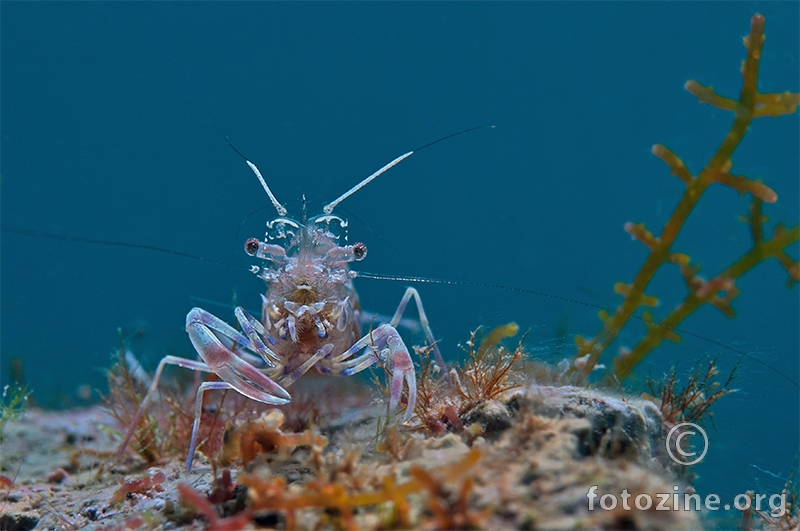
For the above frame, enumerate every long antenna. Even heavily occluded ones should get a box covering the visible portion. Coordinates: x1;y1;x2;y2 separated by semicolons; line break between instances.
353;270;799;388
323;125;494;215
1;224;243;270
226;137;288;217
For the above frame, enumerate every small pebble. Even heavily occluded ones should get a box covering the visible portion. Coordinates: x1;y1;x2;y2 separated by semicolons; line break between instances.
47;468;69;484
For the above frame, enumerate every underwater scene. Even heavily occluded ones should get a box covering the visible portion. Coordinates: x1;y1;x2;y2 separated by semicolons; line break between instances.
1;2;798;530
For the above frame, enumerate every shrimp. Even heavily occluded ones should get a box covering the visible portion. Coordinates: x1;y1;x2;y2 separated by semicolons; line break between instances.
116;129;488;471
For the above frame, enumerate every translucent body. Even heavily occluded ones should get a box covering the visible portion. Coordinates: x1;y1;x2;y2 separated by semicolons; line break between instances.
249;215;365;378
117;138;453;472
117;214;435;472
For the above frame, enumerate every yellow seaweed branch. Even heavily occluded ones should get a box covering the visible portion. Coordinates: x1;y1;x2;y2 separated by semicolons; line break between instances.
236;448;482;530
571;14;799;383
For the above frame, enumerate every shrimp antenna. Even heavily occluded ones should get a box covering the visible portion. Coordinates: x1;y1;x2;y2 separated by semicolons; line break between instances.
1;224;244;270
354;271;799;388
323;125;495;215
226;136;288;217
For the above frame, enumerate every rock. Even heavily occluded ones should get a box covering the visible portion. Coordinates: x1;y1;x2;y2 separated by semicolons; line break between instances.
0;512;39;531
461;399;514;436
511;385;665;464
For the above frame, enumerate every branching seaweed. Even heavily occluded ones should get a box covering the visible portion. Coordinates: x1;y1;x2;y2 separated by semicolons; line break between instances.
218;409;327;468
402;323;524;434
454;323;525;406
103;349;164;463
569;14;799;383
85;17;796;531
410;465;489;530
104;345;235;466
646;355;737;426
0;383;29;443
109;468;166;506
177;448;483;530
740;459;797;531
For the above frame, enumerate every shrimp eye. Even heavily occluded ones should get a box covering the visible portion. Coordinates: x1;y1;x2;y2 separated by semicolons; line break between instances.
353;242;367;260
245;238;260;256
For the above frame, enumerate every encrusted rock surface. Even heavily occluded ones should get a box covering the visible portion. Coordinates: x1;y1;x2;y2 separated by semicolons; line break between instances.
0;383;703;530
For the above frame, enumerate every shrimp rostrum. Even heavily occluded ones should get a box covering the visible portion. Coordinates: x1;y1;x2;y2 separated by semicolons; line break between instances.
116;135;459;472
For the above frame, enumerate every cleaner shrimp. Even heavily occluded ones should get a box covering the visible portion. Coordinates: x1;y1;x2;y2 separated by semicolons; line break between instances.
116;128;489;472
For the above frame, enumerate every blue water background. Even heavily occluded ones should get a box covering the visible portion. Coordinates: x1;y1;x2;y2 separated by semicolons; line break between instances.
2;2;798;515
